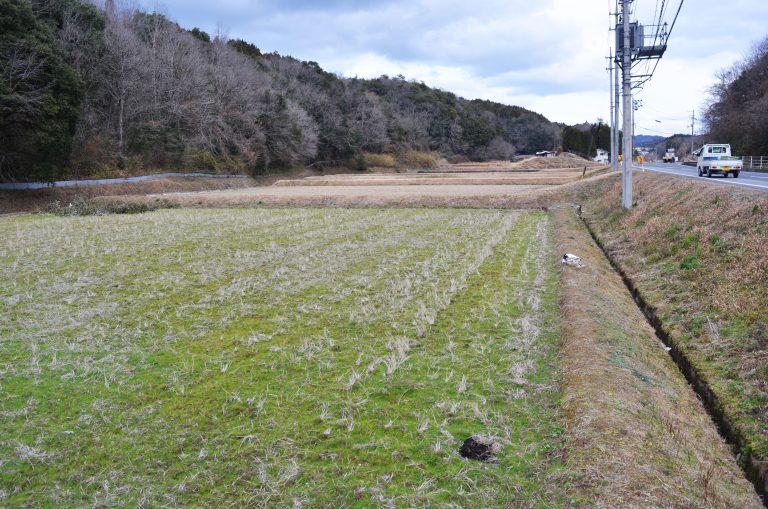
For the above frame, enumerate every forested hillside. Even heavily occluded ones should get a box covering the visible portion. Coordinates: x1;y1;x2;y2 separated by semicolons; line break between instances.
0;0;559;182
704;36;768;155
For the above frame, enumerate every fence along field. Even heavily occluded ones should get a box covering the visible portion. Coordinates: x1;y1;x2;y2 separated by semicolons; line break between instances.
0;208;568;507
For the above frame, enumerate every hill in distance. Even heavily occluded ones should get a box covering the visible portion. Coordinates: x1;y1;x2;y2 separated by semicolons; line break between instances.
634;135;666;147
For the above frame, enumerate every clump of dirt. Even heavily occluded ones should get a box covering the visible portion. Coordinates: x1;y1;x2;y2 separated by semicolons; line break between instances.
458;436;501;461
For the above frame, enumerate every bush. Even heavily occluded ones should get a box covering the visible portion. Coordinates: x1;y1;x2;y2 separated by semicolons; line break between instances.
41;198;177;216
398;150;438;169
448;154;471;164
362;152;397;168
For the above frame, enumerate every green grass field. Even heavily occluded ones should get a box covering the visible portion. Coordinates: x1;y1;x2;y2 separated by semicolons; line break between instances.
0;209;567;507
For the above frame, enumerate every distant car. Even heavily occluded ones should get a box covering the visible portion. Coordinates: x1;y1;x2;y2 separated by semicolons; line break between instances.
695;144;742;178
662;148;676;163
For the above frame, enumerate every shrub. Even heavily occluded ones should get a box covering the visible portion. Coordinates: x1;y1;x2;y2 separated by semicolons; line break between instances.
362;152;397;168
398;150;438;169
448;154;471;164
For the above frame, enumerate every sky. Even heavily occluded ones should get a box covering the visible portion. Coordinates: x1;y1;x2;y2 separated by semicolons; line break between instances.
144;0;768;136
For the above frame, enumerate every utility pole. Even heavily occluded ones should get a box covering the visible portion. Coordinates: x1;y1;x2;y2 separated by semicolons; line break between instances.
614;46;620;172
690;109;695;157
621;0;633;209
612;0;672;205
607;54;616;171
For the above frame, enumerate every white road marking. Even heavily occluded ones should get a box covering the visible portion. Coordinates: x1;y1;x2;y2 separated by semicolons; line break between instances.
636;166;768;191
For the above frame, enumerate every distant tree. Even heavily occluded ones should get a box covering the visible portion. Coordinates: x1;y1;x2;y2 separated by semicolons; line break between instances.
561;126;591;156
99;8;146;156
484;136;516;160
459;112;495;154
228;38;261;60
189;27;210;43
0;0;82;181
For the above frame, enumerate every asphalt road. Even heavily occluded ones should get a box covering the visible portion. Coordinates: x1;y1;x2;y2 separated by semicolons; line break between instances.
634;161;768;192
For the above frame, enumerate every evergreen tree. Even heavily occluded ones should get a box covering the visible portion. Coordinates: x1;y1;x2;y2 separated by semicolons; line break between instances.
0;0;82;181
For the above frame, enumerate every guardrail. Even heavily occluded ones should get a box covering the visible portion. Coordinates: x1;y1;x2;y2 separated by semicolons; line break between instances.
741;156;768;171
0;172;248;190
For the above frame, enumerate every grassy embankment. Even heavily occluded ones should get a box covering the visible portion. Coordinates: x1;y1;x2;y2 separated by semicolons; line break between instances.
553;207;761;507
0;209;568;507
572;172;768;495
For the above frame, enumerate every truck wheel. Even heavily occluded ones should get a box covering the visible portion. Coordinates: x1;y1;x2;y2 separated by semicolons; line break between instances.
698;167;703;177
734;172;739;179
707;169;712;178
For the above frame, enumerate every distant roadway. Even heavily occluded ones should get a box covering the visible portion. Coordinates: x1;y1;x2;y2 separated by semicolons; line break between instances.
634;161;768;192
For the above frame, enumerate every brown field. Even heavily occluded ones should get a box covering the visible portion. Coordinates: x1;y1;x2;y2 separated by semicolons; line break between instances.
431;154;604;172
274;158;606;186
87;160;607;209
0;156;603;214
0;176;260;214
94;183;550;209
272;170;604;187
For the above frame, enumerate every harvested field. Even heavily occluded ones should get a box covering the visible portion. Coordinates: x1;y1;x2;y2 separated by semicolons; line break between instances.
512;155;603;170
0;176;260;214
434;155;603;172
0;209;568;507
92;184;553;209
89;163;608;210
273;162;606;187
0;158;605;215
3;166;765;507
273;173;602;187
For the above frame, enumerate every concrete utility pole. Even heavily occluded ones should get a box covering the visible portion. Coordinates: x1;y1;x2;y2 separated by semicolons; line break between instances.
621;0;633;209
614;47;620;172
690;109;695;156
608;54;616;171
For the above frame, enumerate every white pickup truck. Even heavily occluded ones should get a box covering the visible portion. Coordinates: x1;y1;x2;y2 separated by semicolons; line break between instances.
695;144;742;178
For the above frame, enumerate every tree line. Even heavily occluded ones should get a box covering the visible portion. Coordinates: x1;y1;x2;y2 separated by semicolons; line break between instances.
704;36;768;155
560;122;612;158
0;0;561;182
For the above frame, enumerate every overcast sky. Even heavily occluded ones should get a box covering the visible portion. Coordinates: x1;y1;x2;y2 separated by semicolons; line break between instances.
147;0;768;136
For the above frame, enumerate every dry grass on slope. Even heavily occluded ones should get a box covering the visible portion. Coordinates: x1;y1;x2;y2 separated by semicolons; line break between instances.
571;172;768;495
553;207;761;508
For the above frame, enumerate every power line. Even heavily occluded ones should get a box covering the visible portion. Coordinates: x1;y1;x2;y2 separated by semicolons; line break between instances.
614;0;684;209
632;0;684;88
635;125;677;135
